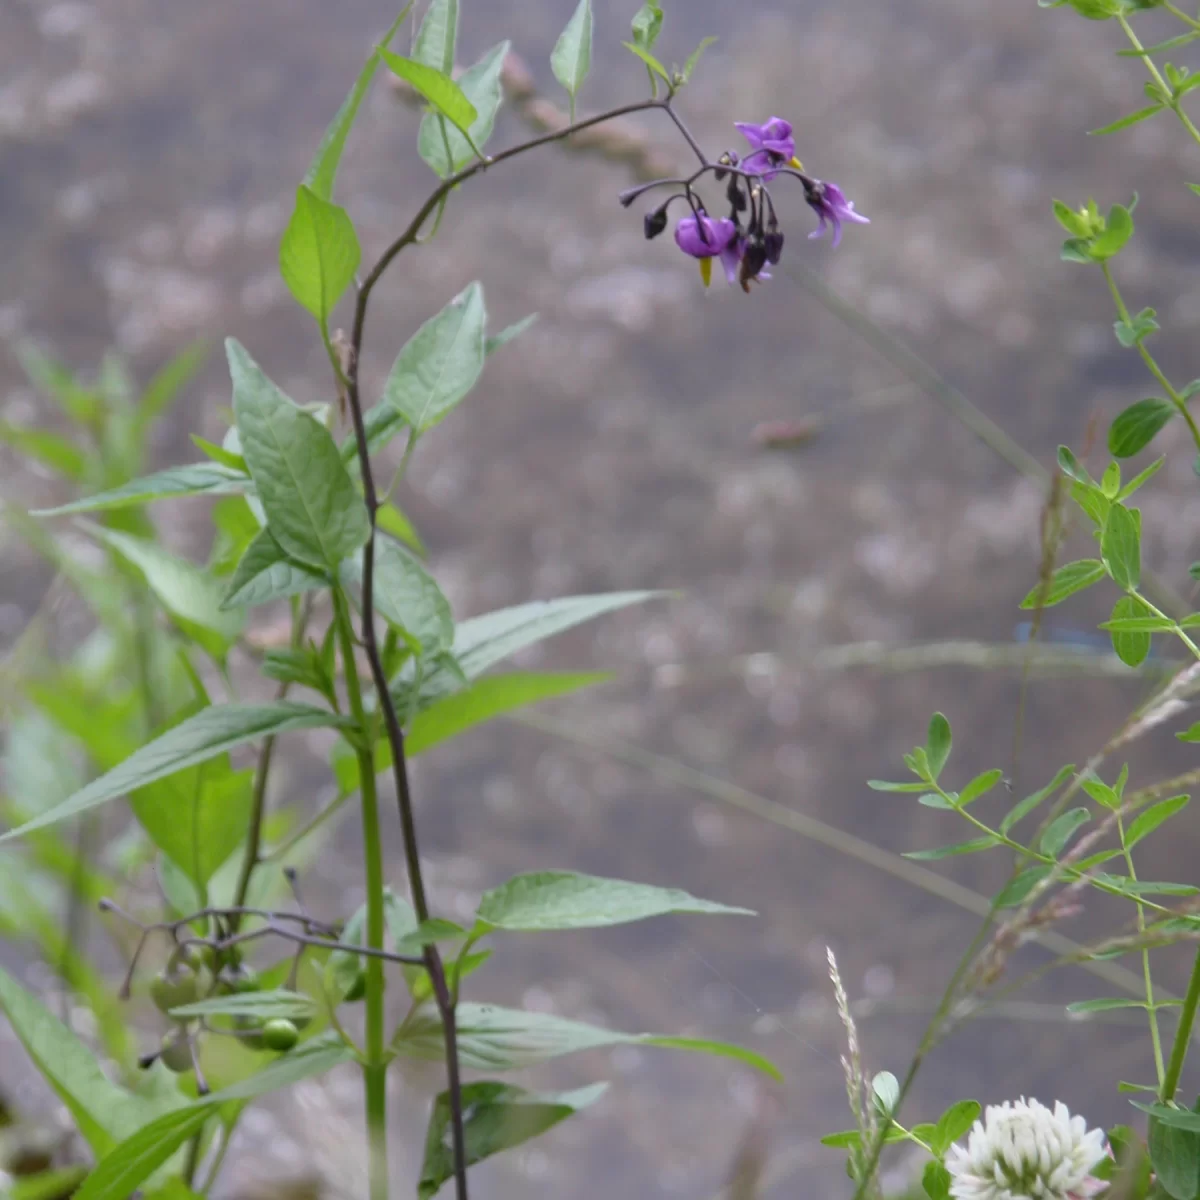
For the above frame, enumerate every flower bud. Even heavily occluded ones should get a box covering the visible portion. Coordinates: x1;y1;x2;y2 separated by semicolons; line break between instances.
643;206;670;240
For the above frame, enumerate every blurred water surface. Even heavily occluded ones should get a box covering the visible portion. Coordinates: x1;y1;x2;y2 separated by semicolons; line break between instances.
4;0;1200;1196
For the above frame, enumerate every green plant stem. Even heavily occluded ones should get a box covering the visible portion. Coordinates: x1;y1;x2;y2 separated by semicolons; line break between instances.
1118;12;1200;150
1161;948;1200;1102
333;585;389;1200
1117;812;1166;1083
1165;1;1200;30
1133;591;1200;661
1100;262;1200;453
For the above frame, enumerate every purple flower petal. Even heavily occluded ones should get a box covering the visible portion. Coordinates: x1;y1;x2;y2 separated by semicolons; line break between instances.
674;214;738;259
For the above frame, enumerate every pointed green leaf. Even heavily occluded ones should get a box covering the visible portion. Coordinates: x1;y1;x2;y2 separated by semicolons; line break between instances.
926;712;952;777
136;341;209;434
32;463;246;516
383;282;486;433
376;502;425;555
227;338;369;569
1000;765;1074;836
1040;807;1091;858
551;0;592;118
1108;398;1176;458
636;1036;782;1081
168;989;318;1022
994;864;1052;908
279;186;360;326
87;525;244;653
190;434;246;472
0;421;87;479
958;768;1004;806
903;836;999;861
221;526;327;610
1126;795;1190;848
476;870;752;931
304;7;411;200
1089;201;1135;260
1101;502;1140;590
71;1107;213;1200
418;42;510;176
1020;559;1106;609
923;1160;953;1200
413;0;457;73
484;313;537;356
378;50;477;138
682;36;717;82
1109;594;1152;667
630;0;663;48
419;1081;603;1200
622;41;670;82
0;703;352;844
1089;104;1163;135
1144;1108;1200;1200
866;780;930;793
408;671;609;755
340;534;452;654
931;1101;980;1155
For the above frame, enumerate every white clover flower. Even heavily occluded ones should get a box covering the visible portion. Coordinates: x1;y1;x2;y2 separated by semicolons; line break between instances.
945;1097;1108;1200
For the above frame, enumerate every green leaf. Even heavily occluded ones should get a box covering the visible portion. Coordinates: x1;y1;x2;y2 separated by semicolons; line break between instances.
71;1107;212;1200
994;865;1052;908
408;671;609;755
0;703;352;844
958;768;1005;806
682;36;717;82
551;0;592;118
0;421;87;479
203;1030;355;1101
1040;806;1091;857
87;525;244;655
903;836;999;861
131;744;254;890
1020;559;1106;609
135;341;209;434
341;534;453;655
418;1081;603;1200
1066;997;1146;1013
1177;722;1200;742
866;779;929;793
396;1003;780;1078
278;186;360;327
872;1071;900;1113
378;49;478;138
376;502;426;555
227;338;369;569
418;42;510;177
1144;1109;1200;1200
630;0;664;48
1090;202;1135;260
1101;502;1140;590
413;0;457;73
1138;1104;1200;1135
1057;445;1091;483
1089;104;1163;135
622;41;671;82
168;989;318;1022
1109;594;1153;667
0;965;163;1157
923;1160;952;1200
1098;614;1176;633
304;7;411;201
32;463;246;516
190;434;246;472
1080;772;1119;810
931;1101;980;1155
221;526;327;610
484;313;537;356
1117;456;1165;500
16;342;100;422
476;870;752;931
1127;795;1190;848
1108;398;1176;458
383;282;487;433
926;712;952;778
1053;199;1091;236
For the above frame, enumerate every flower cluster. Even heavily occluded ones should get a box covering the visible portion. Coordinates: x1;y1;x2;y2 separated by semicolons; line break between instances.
945;1098;1108;1200
624;116;868;292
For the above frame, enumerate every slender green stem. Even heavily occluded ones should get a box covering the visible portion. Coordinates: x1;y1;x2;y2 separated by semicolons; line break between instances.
1161;948;1200;1102
1165;1;1200;30
333;586;389;1200
1117;812;1166;1083
1133;592;1200;662
1118;12;1200;150
1101;262;1200;453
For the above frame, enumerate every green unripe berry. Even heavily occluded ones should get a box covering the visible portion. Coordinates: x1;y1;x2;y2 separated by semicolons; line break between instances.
149;969;198;1015
261;1018;299;1052
342;969;367;1003
159;1032;193;1073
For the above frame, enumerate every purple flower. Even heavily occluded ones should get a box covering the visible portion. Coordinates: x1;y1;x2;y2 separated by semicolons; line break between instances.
806;180;869;248
674;213;741;286
734;117;801;179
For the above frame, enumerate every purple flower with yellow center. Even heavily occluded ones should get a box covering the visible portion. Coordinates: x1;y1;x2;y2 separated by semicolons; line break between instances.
734;117;803;180
805;180;869;248
674;212;740;287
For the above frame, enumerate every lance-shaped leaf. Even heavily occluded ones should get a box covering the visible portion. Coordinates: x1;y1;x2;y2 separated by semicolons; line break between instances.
419;41;510;177
227;338;369;569
378;50;477;138
419;1082;604;1200
383;282;486;432
279;186;360;327
0;703;353;843
551;0;592;120
304;6;411;200
0;421;87;479
476;870;752;931
395;1003;781;1079
32;463;246;516
222;526;328;610
414;0;457;73
168;988;318;1022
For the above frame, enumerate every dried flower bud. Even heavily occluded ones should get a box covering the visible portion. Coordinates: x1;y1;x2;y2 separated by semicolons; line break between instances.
643;206;670;239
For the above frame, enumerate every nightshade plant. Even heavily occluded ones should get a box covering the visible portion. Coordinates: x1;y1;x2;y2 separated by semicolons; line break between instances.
0;3;868;1200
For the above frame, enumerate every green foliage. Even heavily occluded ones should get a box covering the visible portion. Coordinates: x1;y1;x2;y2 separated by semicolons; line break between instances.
378;49;478;141
1109;398;1176;457
278;186;361;329
418;43;510;177
551;0;593;120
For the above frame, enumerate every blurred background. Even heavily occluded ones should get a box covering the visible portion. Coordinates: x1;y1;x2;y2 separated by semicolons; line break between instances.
4;0;1200;1196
